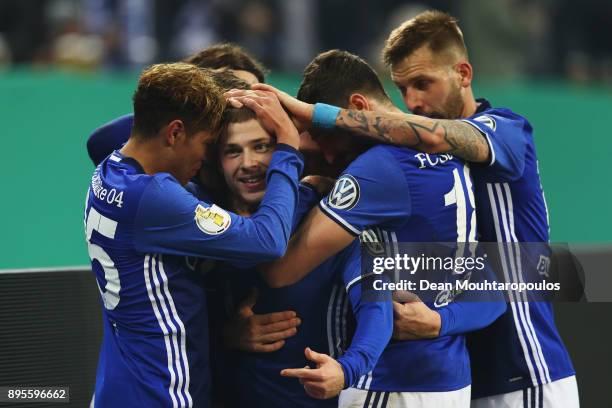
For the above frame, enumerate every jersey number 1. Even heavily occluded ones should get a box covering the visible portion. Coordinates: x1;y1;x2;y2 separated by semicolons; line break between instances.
444;166;476;242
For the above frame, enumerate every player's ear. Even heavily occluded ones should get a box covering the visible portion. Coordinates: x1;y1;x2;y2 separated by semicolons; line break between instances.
165;120;187;146
455;61;472;88
348;93;370;111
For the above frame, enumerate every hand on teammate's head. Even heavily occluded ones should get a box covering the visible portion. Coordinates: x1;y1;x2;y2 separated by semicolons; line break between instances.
251;83;315;134
224;89;301;149
227;84;315;134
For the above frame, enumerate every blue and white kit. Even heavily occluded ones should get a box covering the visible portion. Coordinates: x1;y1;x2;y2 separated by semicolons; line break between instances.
319;144;505;392
215;184;393;408
85;145;302;408
463;99;575;399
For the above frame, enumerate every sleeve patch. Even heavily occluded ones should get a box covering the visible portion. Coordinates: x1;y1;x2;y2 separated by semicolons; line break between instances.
195;204;231;235
360;228;386;256
327;174;360;210
472;115;497;131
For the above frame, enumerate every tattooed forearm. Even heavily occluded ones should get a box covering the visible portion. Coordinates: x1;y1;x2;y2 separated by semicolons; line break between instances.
337;109;424;146
344;110;370;133
335;109;490;163
439;120;490;163
407;121;442;146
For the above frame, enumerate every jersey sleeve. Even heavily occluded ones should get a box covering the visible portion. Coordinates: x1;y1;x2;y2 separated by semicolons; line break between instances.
184;181;213;202
461;110;531;182
337;241;393;388
133;144;304;262
437;298;506;336
319;147;412;236
87;114;133;166
437;262;507;336
291;182;320;233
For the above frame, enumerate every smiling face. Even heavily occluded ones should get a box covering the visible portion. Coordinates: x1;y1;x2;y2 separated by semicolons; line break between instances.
219;118;275;210
391;45;465;119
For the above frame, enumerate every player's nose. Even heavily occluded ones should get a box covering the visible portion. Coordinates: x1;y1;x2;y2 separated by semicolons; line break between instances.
404;91;424;115
241;150;258;169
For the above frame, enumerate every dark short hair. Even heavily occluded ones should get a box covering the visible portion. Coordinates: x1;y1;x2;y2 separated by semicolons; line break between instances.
222;107;258;127
297;49;391;107
383;10;467;67
209;70;251;92
184;43;268;83
132;63;225;139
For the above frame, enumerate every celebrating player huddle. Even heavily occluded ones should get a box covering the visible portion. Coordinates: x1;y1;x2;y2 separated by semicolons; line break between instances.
84;10;578;408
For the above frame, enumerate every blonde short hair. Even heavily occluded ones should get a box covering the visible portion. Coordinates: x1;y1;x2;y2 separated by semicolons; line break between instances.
132;62;226;139
383;10;467;67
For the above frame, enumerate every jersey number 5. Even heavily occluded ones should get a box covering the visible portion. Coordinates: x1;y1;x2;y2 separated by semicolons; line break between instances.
86;207;121;310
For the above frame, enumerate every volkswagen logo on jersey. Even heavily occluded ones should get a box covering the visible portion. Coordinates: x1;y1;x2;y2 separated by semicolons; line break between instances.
327;174;360;210
473;115;497;131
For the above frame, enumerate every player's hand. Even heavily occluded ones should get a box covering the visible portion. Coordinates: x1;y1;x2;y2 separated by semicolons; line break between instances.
392;291;441;340
224;288;301;353
224;89;301;149
227;84;314;133
281;347;345;399
252;83;314;133
300;175;336;196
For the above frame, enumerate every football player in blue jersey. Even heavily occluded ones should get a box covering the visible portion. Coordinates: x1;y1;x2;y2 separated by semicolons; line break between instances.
84;62;305;408
205;104;393;408
379;12;578;407
87;43;267;166
84;68;308;368
227;50;506;407
236;10;578;408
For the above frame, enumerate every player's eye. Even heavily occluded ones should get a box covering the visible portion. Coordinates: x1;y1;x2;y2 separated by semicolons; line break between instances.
398;86;407;96
414;80;430;90
254;143;271;153
223;148;241;158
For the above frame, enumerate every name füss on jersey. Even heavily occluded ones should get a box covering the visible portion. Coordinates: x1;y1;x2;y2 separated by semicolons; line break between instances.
415;153;454;169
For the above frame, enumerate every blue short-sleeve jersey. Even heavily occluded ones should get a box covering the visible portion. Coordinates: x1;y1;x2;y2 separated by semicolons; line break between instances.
320;145;479;392
464;99;574;398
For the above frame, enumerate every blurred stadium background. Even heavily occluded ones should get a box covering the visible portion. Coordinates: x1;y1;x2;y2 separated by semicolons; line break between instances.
0;0;611;406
